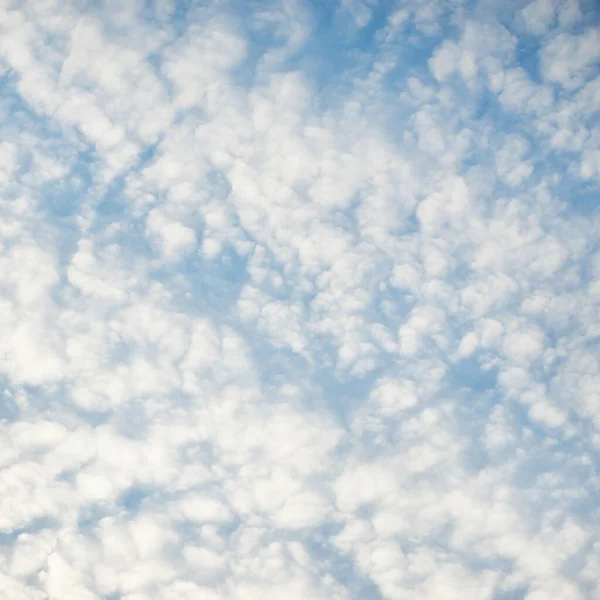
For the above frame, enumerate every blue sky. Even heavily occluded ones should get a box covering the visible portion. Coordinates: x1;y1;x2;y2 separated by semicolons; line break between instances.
0;0;599;598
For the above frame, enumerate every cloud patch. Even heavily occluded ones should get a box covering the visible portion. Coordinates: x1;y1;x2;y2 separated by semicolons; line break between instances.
0;0;599;598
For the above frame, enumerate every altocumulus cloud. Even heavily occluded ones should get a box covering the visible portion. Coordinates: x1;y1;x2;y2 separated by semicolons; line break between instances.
0;0;599;598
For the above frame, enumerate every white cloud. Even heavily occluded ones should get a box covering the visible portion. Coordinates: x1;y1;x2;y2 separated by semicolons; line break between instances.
495;135;533;186
146;208;198;261
429;41;461;81
0;0;598;598
520;0;557;36
540;29;600;90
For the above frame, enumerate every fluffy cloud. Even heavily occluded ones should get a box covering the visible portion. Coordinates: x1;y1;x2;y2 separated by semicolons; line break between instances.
0;0;598;598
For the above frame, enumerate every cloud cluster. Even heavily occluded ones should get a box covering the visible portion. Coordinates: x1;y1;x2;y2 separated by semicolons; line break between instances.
0;0;599;598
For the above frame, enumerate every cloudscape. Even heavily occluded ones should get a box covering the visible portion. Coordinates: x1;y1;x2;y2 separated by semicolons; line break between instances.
0;0;599;598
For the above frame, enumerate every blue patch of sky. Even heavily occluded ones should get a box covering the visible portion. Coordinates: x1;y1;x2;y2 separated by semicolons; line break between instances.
0;517;60;546
309;363;382;423
109;399;160;441
494;589;534;600
551;169;600;216
163;244;250;317
171;509;243;546
77;503;118;535
577;0;600;29
139;0;195;33
0;382;21;422
0;74;68;147
247;320;382;422
375;285;417;321
451;386;508;461
514;36;544;83
305;524;386;599
509;434;600;519
449;355;499;393
118;485;154;511
94;143;161;221
304;5;447;113
384;23;460;78
237;0;432;105
14;382;67;418
255;344;312;390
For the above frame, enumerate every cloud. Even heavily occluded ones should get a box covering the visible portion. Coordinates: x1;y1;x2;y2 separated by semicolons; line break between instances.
520;0;558;36
540;29;600;90
0;0;599;598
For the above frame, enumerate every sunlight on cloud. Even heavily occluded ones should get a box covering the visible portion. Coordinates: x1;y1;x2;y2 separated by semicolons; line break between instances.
0;0;599;598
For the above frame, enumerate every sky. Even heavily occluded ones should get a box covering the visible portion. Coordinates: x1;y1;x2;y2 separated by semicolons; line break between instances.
0;0;599;598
